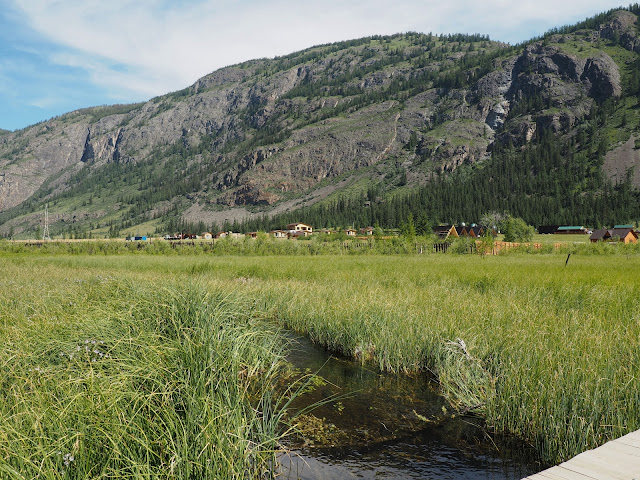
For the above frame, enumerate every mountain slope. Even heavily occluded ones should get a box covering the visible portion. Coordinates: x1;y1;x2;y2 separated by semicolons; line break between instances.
1;7;640;238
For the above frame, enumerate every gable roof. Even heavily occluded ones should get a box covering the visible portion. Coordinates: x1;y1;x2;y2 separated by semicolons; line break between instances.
434;225;459;239
589;229;609;241
590;228;638;242
609;228;638;239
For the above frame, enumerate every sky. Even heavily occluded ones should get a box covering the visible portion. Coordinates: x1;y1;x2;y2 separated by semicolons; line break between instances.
0;0;628;131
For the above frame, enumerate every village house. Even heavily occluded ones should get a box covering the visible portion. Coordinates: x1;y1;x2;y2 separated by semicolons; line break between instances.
556;226;589;234
614;224;638;231
214;231;244;239
269;230;288;238
345;228;357;236
245;232;259;238
360;226;375;235
462;225;485;238
590;228;638;244
433;225;459;240
286;223;313;236
201;232;212;240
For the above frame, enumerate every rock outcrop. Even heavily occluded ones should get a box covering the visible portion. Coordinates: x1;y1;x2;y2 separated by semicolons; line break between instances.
0;8;635;231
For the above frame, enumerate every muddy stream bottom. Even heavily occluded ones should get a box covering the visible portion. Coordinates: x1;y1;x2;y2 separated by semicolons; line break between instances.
278;334;542;479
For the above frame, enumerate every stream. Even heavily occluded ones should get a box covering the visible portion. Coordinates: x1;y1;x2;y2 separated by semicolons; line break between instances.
278;334;541;479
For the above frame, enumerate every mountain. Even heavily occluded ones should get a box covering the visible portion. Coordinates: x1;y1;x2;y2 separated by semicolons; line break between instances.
1;7;640;238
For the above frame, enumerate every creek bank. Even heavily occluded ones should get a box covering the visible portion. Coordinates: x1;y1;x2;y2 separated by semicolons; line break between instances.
279;334;541;479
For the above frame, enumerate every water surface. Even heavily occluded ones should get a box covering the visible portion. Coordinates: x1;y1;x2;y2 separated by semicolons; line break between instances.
280;334;541;479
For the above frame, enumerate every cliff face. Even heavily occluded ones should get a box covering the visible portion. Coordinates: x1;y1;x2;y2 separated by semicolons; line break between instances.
0;9;637;234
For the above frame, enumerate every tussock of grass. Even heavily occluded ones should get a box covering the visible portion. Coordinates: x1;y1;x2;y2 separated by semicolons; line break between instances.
0;264;290;478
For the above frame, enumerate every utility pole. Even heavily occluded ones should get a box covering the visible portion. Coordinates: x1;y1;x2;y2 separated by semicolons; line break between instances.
42;204;51;241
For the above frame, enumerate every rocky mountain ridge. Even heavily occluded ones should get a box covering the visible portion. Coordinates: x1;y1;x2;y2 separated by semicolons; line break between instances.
0;8;639;236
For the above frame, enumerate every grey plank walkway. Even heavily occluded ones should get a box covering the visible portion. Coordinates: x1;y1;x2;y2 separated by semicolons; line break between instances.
523;430;640;480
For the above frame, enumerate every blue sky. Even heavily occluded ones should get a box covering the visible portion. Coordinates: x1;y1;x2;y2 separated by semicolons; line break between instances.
0;0;627;131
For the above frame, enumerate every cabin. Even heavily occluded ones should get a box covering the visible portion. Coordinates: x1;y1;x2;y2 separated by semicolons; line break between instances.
286;223;313;236
214;231;228;239
345;229;357;236
590;228;638;244
201;232;212;240
538;225;559;235
318;229;335;235
465;226;485;238
360;226;375;235
245;232;259;239
556;226;588;235
269;230;288;238
433;225;459;240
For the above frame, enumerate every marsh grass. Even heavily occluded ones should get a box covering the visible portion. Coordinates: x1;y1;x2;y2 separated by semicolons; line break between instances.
2;252;640;468
182;253;639;466
0;262;293;478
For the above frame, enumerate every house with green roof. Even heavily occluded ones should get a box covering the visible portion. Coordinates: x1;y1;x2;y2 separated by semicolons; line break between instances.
556;226;588;234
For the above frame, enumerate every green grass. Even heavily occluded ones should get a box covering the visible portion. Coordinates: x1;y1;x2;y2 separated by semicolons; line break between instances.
0;260;294;478
1;251;640;470
217;254;638;465
529;233;591;244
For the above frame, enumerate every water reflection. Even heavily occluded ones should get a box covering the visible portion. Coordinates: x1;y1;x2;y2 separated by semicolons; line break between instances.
280;334;540;479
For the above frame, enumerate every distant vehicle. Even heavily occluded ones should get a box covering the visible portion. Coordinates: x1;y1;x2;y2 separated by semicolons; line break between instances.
126;236;147;241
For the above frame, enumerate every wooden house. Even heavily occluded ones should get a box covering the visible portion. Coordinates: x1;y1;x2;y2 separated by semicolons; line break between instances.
345;229;357;236
286;223;313;236
465;226;485;238
433;225;459;240
557;226;588;235
590;228;638;244
245;232;258;239
607;228;637;243
201;232;212;239
360;226;375;235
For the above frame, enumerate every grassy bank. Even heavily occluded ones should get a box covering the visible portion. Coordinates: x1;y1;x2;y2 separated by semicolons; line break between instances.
1;252;639;469
0;261;291;478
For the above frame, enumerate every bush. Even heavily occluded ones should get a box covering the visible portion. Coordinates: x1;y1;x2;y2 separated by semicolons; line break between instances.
501;217;534;243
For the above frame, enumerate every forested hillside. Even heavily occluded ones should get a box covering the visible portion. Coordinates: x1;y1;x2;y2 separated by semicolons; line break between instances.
1;6;640;238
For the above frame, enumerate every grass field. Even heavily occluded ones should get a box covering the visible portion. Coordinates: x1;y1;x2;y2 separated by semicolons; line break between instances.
0;261;295;478
1;251;639;474
529;233;591;244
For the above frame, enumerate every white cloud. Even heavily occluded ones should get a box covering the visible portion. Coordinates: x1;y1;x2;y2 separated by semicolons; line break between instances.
9;0;629;102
